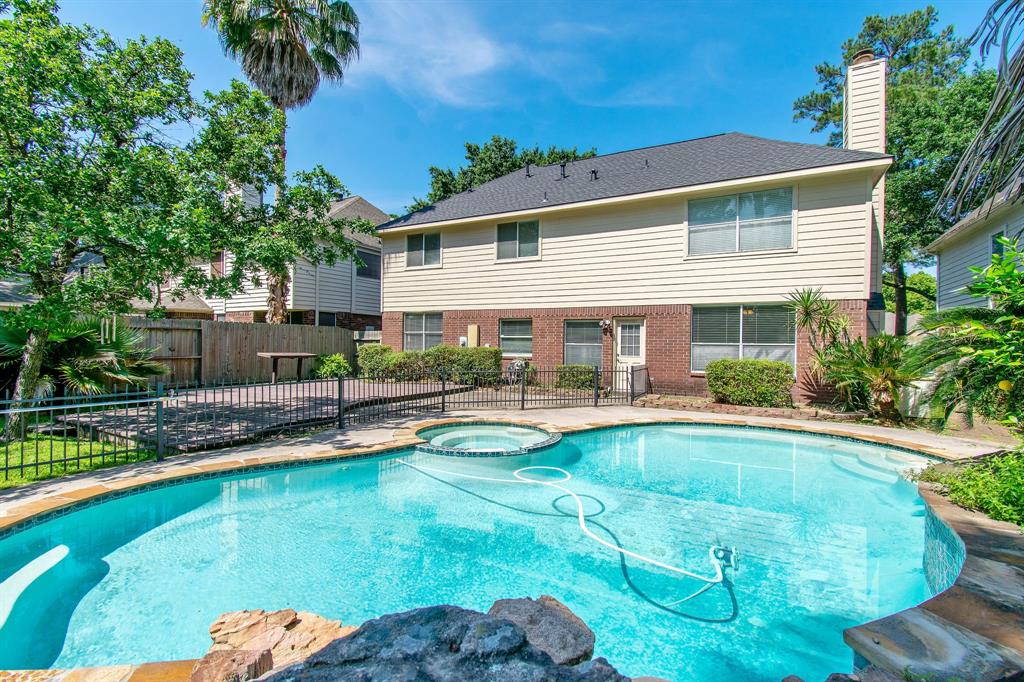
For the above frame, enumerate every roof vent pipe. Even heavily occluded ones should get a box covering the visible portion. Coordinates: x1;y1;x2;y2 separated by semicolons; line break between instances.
526;162;532;177
590;169;598;181
560;162;567;179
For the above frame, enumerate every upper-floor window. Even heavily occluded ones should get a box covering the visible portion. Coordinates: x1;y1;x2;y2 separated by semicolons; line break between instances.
211;251;225;278
688;187;793;256
500;319;533;356
404;312;443;350
992;231;1005;259
497;220;540;260
356;249;381;279
407;233;441;267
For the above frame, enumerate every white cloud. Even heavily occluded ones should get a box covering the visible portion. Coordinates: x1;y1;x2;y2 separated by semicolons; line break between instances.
351;2;507;107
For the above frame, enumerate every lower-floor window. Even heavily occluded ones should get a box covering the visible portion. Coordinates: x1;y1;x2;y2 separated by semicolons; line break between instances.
404;312;443;350
691;305;795;372
500;319;533;356
564;320;603;366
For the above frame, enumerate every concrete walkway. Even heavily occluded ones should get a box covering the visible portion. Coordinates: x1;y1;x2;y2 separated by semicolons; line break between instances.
0;406;1003;518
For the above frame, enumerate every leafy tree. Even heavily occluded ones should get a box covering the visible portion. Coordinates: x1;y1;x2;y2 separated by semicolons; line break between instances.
407;136;597;212
0;0;371;436
793;7;992;336
883;271;936;315
203;0;361;323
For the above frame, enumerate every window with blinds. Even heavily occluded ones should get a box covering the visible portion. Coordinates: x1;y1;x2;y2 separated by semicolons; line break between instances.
406;233;441;267
688;187;793;256
404;313;443;350
497;220;540;260
564;320;603;367
500;319;533;356
691;305;795;371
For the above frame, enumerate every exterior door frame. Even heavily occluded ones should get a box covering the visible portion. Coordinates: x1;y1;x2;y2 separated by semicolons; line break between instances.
613;317;645;392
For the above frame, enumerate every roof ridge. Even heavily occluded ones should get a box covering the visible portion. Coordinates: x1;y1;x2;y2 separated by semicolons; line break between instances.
528;132;733;169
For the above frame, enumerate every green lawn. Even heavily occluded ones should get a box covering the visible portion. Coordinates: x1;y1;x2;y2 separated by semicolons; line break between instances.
0;436;155;489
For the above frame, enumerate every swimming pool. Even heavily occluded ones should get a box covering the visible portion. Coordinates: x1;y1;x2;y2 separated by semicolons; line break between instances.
0;424;949;680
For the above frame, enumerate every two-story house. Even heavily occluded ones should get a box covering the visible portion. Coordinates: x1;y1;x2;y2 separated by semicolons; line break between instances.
378;53;891;400
204;195;389;330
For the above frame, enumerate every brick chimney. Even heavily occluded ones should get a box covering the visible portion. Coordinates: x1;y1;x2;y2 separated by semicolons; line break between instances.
844;49;887;333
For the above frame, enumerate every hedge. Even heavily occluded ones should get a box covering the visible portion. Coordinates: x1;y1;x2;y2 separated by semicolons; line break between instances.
705;358;793;408
356;344;394;377
555;364;596;390
312;353;352;379
355;343;502;381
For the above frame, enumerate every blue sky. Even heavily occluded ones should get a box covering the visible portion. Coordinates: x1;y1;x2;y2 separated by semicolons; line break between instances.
60;0;991;217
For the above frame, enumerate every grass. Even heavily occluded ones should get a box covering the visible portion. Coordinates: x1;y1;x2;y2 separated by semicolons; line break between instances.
0;435;155;489
918;449;1024;528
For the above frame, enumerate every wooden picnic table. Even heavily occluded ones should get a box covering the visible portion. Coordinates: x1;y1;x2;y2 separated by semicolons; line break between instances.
257;351;317;383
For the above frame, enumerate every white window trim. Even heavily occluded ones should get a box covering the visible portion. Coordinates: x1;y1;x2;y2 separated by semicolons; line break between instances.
494;219;543;263
499;319;533;358
690;304;797;375
403;312;444;351
683;185;798;260
405;232;443;270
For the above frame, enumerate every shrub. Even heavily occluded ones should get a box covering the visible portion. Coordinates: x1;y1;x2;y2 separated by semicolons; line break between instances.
705;359;794;408
387;351;429;380
422;345;461;374
555;364;596;390
423;345;502;382
356;344;393;377
312;354;352;379
918;450;1024;528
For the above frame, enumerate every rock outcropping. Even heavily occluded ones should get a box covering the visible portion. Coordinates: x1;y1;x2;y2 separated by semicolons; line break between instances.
261;604;627;681
489;595;596;665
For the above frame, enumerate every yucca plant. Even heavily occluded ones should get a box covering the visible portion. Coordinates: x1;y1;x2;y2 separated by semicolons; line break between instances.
0;318;168;396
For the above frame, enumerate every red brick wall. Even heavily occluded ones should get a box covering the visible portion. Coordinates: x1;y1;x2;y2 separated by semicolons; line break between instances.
382;300;868;403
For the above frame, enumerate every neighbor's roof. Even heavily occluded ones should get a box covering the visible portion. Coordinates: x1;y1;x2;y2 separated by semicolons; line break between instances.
0;277;33;307
329;195;388;248
381;132;891;230
927;179;1024;253
129;291;213;314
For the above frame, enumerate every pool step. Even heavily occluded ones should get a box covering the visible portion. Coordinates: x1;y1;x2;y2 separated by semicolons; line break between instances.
831;454;901;484
0;545;69;629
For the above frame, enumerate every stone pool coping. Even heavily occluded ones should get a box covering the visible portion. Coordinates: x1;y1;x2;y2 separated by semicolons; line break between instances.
0;412;1017;680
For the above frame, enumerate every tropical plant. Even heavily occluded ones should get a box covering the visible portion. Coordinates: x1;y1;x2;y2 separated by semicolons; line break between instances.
905;237;1024;431
918;450;1024;527
203;0;361;323
787;288;851;364
821;334;920;421
943;0;1024;214
0;318;167;396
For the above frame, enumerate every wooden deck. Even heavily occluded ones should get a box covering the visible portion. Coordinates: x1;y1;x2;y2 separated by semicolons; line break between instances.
64;379;464;453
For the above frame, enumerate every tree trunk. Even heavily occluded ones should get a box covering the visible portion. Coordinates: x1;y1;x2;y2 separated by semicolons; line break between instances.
892;262;908;337
266;105;290;324
2;328;50;442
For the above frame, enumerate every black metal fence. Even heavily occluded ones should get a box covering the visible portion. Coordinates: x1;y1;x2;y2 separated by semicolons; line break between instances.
0;365;649;484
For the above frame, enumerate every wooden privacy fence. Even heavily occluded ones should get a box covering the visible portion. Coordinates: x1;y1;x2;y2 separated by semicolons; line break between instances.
127;317;355;385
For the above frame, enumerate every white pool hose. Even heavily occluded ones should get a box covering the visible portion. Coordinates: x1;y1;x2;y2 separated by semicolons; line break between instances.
397;459;733;604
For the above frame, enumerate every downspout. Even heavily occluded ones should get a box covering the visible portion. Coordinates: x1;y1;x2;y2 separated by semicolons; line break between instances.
314;263;320;326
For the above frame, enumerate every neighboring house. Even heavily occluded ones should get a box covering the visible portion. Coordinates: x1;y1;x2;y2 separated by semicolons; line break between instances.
378;53;891;400
0;257;214;319
202;195;389;330
928;181;1023;310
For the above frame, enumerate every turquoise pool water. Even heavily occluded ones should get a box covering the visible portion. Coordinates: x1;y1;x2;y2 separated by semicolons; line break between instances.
0;425;943;680
416;422;552;452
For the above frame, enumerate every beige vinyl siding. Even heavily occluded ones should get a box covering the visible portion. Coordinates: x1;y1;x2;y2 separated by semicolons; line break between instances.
354;265;381;315
291;253;381;316
201;252;274;314
936;204;1024;309
382;172;874;311
843;60;886;154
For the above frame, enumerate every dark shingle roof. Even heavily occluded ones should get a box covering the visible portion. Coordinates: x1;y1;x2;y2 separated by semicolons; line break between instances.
381;133;890;230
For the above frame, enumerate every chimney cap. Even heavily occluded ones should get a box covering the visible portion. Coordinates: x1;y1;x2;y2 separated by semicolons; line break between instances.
851;49;875;65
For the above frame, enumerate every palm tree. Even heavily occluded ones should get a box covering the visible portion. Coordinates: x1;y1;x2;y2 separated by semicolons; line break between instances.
202;0;360;323
942;0;1024;214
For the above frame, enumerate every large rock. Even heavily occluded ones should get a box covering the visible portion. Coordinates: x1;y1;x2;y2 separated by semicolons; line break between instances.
190;609;355;682
261;604;628;681
488;595;596;665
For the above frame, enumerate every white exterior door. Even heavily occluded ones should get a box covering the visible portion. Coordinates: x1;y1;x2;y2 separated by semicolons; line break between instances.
614;318;645;392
